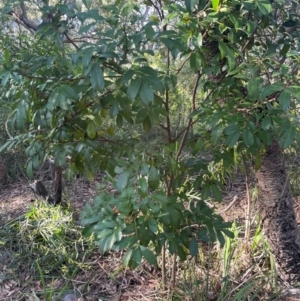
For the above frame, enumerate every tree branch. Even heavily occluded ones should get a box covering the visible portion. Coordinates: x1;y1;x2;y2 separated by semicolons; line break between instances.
7;5;38;32
175;72;201;160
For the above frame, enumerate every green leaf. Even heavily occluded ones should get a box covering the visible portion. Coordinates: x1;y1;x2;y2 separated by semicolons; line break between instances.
279;90;291;110
196;33;202;48
61;85;79;100
79;22;96;34
256;0;271;15
122;249;133;266
26;160;33;179
224;124;239;135
97;229;114;240
82;48;94;67
143;77;165;94
1;71;10;87
143;115;152;132
190;52;200;72
127;77;142;100
140;246;157;265
247;79;261;98
90;64;104;91
170;74;177;87
148;166;160;190
226;131;240;148
212;0;220;11
117;171;129;191
211;123;223;144
57;93;68;110
216;231;225;247
260;83;284;99
87;121;96;139
222;229;234;239
114;227;122;242
4;49;10;62
280;125;295;149
110;102;119;117
116;114;123;127
139;82;154;104
145;26;156;39
82;0;92;9
139;177;148;196
189;236;198;256
131;247;142;265
218;41;227;59
261;116;271;131
122;70;135;84
185;0;198;13
115;235;137;250
286;86;300;100
212;185;222;201
242;128;254;146
105;232;118;251
148;217;158;233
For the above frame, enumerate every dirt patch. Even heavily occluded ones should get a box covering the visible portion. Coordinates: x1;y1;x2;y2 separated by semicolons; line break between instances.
0;182;31;226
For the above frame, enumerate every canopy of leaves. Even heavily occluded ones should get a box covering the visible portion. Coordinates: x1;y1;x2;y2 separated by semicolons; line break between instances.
1;0;300;267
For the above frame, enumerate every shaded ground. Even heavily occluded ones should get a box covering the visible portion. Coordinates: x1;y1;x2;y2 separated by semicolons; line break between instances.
0;177;164;301
1;172;300;300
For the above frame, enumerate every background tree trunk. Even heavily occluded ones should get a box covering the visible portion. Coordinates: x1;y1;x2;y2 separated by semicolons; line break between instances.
52;165;62;205
0;156;7;191
256;140;300;285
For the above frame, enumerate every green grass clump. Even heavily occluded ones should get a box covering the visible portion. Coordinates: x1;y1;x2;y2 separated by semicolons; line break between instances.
0;201;94;300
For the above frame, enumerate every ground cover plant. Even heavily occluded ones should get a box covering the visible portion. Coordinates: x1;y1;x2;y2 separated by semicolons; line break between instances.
2;0;300;299
0;192;283;300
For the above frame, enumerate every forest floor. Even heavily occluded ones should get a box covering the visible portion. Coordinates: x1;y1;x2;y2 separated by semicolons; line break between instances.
1;172;300;301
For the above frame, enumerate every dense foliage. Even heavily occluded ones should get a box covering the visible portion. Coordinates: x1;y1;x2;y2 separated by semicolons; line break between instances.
1;0;300;281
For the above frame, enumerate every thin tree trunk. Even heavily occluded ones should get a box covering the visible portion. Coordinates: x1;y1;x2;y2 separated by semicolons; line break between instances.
0;156;7;191
256;140;300;285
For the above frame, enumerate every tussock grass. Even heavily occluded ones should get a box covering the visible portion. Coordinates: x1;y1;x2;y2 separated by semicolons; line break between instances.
0;201;94;300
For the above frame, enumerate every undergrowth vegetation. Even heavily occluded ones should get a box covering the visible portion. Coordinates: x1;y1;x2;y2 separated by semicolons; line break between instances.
0;200;281;301
0;203;93;300
2;0;300;299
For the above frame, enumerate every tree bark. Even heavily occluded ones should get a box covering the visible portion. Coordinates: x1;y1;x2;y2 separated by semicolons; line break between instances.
29;162;63;205
52;165;62;205
256;140;300;285
0;156;7;191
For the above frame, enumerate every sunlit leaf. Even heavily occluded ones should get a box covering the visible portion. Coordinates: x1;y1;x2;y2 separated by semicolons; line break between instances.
212;0;220;11
256;0;271;15
87;121;96;139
